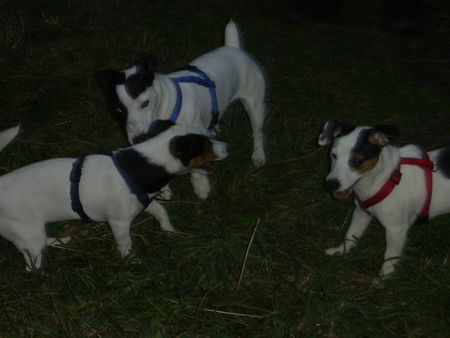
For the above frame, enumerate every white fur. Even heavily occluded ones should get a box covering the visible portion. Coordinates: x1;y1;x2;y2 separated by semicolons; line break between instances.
0;124;228;270
320;123;450;282
116;20;266;198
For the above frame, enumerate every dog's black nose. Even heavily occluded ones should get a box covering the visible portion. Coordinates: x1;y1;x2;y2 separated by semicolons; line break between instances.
325;178;340;192
132;134;149;144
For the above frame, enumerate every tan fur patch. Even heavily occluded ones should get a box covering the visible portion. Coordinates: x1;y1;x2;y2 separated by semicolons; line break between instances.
187;150;217;168
351;152;379;174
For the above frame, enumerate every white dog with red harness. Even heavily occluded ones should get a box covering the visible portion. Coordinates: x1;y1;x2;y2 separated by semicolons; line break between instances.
318;120;450;283
96;20;266;200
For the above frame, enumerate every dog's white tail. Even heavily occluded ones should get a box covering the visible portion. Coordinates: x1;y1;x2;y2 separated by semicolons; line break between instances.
0;125;20;152
224;20;241;49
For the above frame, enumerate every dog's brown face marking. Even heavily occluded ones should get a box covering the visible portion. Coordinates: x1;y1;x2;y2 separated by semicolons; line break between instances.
187;149;218;169
170;134;218;170
350;151;380;174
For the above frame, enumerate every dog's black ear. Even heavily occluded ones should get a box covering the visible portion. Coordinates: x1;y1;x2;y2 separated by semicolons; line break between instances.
169;134;211;166
94;69;126;89
368;125;401;147
134;55;159;72
318;120;354;146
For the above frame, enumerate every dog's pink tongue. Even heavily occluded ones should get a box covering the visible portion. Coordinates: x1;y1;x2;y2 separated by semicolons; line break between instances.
202;162;215;172
332;190;350;200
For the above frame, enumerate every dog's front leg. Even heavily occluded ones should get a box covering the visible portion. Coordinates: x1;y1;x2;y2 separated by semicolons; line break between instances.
378;223;409;278
109;220;132;258
326;207;372;255
191;172;210;199
144;200;177;232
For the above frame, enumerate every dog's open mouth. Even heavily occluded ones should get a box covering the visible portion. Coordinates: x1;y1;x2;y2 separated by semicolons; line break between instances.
332;189;352;200
194;161;216;173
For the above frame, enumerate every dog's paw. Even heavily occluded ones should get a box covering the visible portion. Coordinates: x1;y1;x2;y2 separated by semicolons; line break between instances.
159;185;172;200
47;236;72;246
325;245;345;255
371;276;386;289
252;150;266;167
160;221;179;233
191;173;211;199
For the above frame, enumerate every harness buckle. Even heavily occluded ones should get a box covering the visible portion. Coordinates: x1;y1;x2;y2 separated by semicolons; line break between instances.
389;169;402;185
432;161;438;172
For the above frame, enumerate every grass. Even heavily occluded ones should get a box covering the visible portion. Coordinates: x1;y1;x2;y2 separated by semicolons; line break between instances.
1;0;449;336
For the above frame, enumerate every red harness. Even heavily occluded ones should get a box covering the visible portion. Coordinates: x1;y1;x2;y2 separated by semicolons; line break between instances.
355;152;435;224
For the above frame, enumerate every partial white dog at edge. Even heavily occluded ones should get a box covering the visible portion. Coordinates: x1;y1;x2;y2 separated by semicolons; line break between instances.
318;120;450;283
97;20;266;200
0;121;228;271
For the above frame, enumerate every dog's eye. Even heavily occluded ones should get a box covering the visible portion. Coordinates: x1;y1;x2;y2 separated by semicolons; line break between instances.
351;158;363;168
331;152;337;160
141;100;149;108
116;107;123;113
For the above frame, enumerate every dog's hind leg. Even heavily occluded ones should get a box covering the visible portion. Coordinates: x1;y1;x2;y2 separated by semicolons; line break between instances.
326;207;372;255
240;96;266;167
109;220;132;258
144;200;177;232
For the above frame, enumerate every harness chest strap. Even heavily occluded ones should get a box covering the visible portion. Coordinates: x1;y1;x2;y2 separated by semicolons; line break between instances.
169;65;219;131
70;154;152;223
356;153;434;223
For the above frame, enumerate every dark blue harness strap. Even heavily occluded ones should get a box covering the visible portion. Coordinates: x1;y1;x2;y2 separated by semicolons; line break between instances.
70;153;152;224
70;156;95;223
111;154;152;209
169;65;219;131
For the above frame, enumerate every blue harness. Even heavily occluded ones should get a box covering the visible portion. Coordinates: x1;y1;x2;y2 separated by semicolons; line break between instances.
169;65;219;131
70;153;152;223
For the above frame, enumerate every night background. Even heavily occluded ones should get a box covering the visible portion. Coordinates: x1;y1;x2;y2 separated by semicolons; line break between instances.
0;0;449;336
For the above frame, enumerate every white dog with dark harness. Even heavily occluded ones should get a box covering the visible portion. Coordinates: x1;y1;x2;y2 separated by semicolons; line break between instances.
319;120;450;282
97;20;266;199
0;121;228;270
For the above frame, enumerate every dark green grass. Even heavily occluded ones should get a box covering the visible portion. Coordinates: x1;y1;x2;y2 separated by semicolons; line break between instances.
1;0;449;336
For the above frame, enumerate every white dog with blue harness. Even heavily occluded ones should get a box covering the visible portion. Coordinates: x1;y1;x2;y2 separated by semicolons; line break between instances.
0;121;228;270
97;20;267;199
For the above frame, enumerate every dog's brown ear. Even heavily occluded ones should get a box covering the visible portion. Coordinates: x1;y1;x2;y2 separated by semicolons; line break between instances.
368;125;401;147
134;55;159;72
318;120;354;146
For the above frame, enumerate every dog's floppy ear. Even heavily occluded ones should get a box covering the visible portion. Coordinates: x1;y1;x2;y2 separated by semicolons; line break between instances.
368;125;401;147
94;69;126;89
134;55;159;72
318;120;354;146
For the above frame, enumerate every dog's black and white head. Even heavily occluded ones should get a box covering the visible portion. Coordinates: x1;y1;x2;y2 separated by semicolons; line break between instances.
96;55;159;144
115;120;228;193
318;120;401;199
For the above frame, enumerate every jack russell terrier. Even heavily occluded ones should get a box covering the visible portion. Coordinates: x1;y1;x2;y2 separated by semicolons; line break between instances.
0;121;228;270
319;120;450;282
96;20;266;200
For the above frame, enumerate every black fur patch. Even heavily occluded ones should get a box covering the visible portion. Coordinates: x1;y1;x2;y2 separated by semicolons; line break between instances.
125;71;154;99
350;129;382;167
114;149;175;193
437;146;450;178
146;120;175;139
132;120;175;144
169;134;211;167
95;70;128;135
